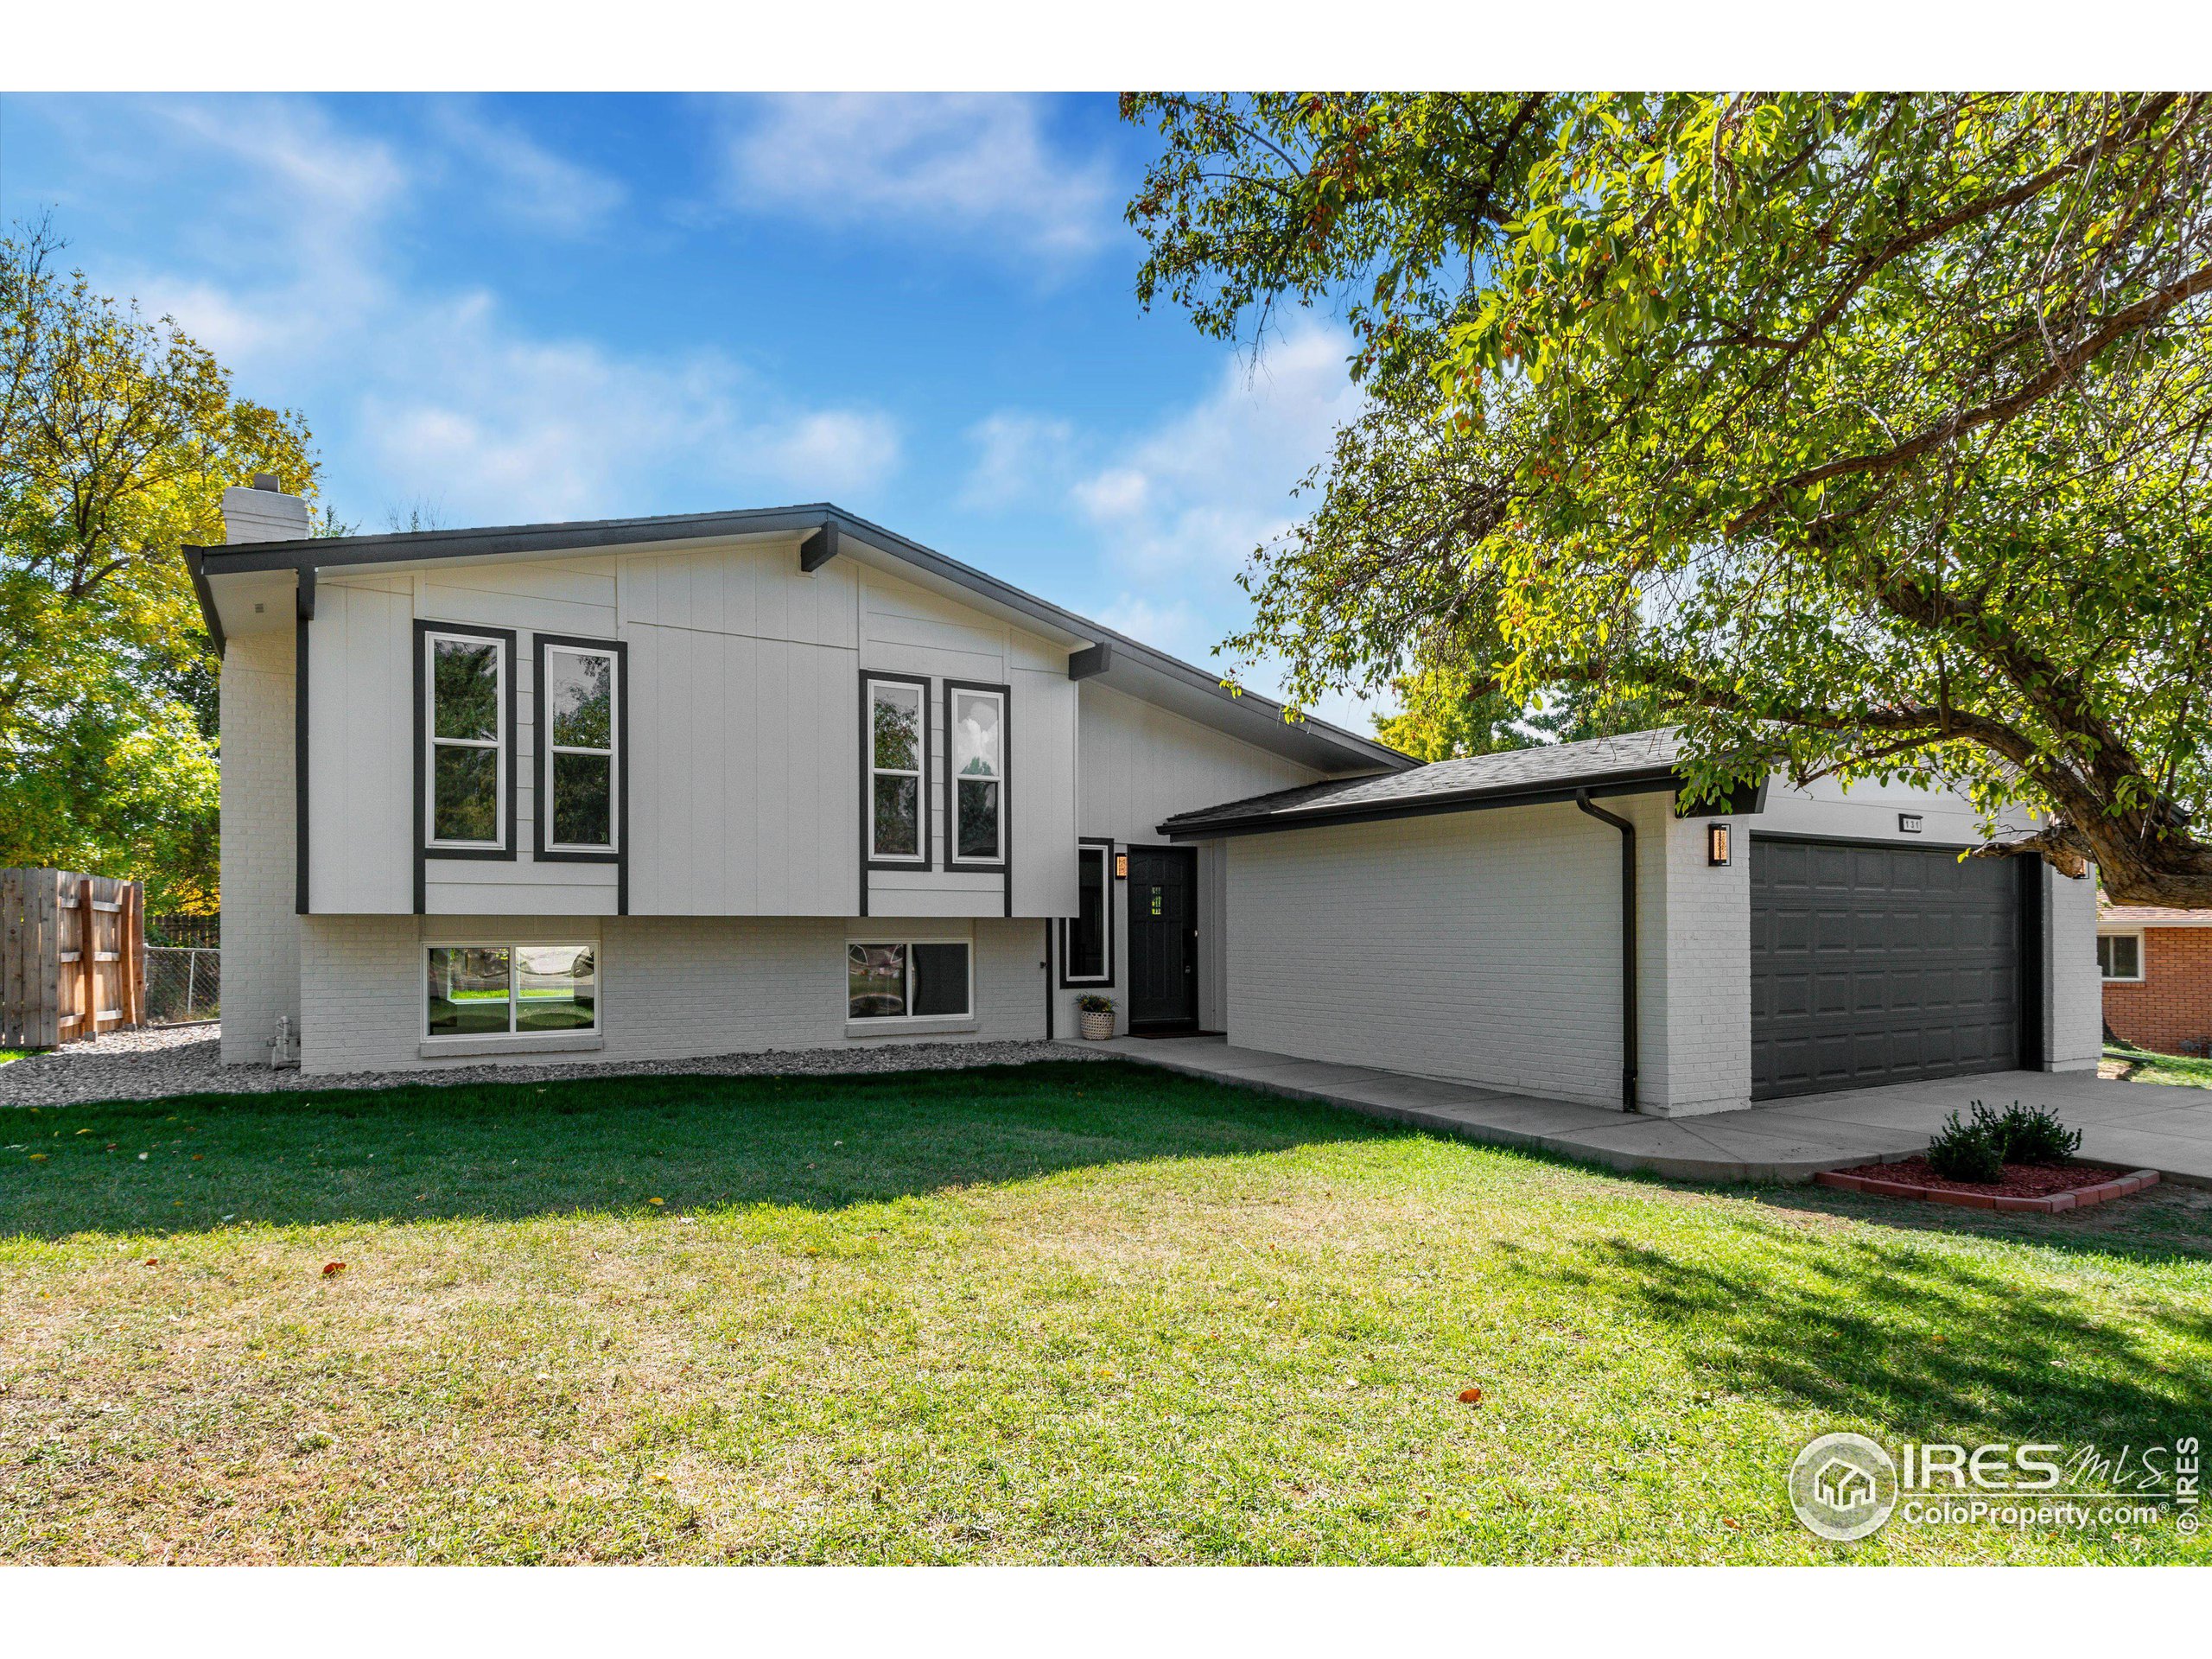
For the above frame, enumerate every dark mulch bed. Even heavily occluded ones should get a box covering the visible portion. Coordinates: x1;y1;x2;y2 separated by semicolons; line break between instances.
1829;1156;2113;1198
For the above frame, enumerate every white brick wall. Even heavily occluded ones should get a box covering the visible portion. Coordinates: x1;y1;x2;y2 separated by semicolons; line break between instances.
218;629;300;1064
1633;794;1753;1116
298;913;1048;1074
1226;802;1628;1108
2046;864;2101;1071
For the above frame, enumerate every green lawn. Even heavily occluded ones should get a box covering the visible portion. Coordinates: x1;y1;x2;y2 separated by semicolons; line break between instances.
2105;1044;2212;1090
3;1060;2208;1564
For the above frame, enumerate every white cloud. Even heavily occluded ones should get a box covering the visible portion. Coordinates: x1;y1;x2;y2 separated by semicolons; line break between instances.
74;97;900;523
1073;324;1363;584
717;94;1116;260
427;100;626;235
958;411;1077;511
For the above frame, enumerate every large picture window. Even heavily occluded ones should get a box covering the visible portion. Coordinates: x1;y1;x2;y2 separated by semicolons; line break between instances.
536;637;623;856
946;682;1007;867
425;943;598;1039
866;675;929;863
1060;840;1114;985
422;626;511;850
847;940;972;1022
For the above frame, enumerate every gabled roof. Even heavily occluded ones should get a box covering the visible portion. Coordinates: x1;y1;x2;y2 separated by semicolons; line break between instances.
1160;728;1689;838
184;500;1416;778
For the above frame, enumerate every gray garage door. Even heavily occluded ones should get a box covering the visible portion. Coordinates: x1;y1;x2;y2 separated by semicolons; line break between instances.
1750;836;2024;1100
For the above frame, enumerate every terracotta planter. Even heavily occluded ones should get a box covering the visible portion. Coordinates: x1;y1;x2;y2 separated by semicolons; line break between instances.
1079;1009;1115;1040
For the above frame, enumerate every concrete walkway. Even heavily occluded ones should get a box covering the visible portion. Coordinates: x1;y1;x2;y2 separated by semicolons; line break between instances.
1077;1035;2212;1187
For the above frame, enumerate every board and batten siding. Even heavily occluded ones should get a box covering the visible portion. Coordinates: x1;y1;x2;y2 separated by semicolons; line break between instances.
300;537;1089;922
1058;681;1334;1039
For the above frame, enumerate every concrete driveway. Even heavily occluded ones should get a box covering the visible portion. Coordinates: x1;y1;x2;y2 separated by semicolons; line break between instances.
1084;1036;2212;1186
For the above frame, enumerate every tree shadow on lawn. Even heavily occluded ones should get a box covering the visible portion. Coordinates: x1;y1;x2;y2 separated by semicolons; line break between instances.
0;1060;1389;1240
1507;1218;2212;1447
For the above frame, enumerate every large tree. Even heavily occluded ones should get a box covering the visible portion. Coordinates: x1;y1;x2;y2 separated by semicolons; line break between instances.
1124;92;2212;906
1;219;321;912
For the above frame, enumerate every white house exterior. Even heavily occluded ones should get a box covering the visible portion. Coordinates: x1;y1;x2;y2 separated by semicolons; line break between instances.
191;481;2099;1113
190;483;1403;1077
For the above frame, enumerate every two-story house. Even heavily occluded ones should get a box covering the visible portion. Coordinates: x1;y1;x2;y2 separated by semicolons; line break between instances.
189;479;2100;1112
188;480;1409;1077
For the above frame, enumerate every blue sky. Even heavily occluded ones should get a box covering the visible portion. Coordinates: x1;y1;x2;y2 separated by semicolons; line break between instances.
1;92;1382;729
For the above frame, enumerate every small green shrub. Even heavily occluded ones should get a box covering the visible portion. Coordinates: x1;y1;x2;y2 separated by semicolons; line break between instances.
1926;1109;2006;1183
1984;1099;2082;1166
1076;993;1116;1014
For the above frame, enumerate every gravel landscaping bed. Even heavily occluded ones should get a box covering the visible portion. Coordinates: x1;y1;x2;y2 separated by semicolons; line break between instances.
0;1024;1103;1107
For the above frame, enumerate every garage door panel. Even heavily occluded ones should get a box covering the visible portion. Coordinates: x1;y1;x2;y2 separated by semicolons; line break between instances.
1751;836;2021;1100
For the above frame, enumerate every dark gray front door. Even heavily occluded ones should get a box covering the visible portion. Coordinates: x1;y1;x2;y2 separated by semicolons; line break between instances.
1750;836;2023;1100
1126;847;1198;1031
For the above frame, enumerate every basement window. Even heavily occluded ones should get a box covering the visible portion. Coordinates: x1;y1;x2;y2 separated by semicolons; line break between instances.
2097;932;2144;982
426;944;598;1039
847;940;972;1022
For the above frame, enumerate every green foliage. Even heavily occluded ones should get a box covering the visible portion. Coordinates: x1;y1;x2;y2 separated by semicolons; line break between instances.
1124;93;2212;898
1926;1109;2008;1183
1076;992;1116;1014
0;218;322;908
1928;1099;2084;1178
1980;1099;2085;1166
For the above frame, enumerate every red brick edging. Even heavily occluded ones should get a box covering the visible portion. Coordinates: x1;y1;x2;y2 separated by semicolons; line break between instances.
1813;1167;2161;1213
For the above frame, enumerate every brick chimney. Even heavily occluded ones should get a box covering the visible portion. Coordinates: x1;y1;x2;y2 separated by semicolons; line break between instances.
221;473;311;543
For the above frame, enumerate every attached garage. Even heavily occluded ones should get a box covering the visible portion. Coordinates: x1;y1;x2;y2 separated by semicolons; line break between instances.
1162;730;2101;1120
1749;836;2038;1099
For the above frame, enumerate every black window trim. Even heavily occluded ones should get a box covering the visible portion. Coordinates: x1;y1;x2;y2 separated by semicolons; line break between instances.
944;677;1013;895
861;669;934;874
533;633;627;880
1058;836;1116;988
413;620;518;913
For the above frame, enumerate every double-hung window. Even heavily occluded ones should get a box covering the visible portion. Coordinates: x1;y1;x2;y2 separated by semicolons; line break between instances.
847;939;972;1023
421;625;512;853
424;943;598;1039
537;637;622;855
1060;840;1114;984
2097;932;2143;982
866;675;929;863
946;682;1008;866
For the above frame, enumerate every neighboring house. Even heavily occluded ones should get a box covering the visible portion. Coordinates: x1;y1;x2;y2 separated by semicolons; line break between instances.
2098;903;2212;1056
188;480;2100;1114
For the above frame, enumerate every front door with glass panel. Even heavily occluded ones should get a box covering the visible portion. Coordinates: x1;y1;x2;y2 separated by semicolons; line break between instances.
1126;846;1198;1032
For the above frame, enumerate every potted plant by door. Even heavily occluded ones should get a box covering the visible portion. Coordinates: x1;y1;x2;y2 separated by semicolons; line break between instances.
1077;994;1116;1040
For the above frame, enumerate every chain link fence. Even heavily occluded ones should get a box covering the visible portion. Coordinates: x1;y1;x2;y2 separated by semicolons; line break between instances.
145;944;220;1026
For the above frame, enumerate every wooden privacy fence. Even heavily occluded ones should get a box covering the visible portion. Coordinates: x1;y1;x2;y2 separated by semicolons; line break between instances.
1;869;146;1048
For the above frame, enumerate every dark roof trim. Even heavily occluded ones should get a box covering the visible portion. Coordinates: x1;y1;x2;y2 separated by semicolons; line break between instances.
185;501;1414;773
1159;767;1680;841
182;543;225;656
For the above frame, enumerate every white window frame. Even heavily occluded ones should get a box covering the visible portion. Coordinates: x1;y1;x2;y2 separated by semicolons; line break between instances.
2097;931;2145;982
424;627;508;852
946;683;1007;868
1060;842;1114;985
423;941;600;1042
543;643;620;854
867;676;929;864
844;933;976;1027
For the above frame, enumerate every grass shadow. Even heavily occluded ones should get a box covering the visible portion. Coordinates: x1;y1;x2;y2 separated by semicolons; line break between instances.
0;1059;1389;1240
1510;1211;2212;1448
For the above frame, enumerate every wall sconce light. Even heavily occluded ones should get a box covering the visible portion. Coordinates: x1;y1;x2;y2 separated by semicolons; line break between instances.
1114;852;1128;880
1897;812;1923;834
1707;822;1732;867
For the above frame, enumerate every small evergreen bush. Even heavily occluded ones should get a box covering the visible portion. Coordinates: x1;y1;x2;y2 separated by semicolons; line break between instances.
1984;1099;2082;1166
1925;1109;2006;1183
